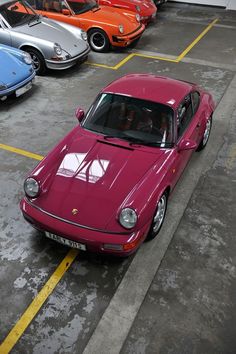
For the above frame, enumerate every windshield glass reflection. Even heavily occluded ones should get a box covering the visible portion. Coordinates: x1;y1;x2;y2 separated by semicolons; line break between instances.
82;93;174;148
0;1;38;27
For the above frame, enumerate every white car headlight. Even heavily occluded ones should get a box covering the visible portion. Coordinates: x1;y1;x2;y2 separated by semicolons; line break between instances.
136;14;141;22
54;43;62;56
119;208;137;229
24;177;40;198
22;52;32;65
81;30;87;41
0;83;7;91
118;24;124;34
135;5;141;12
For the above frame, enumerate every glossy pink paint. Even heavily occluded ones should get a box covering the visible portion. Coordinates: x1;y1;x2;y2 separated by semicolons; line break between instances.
20;75;215;256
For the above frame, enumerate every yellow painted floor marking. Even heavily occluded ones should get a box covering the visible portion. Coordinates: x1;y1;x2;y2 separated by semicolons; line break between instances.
112;53;136;69
177;18;218;61
0;248;79;354
0;143;43;161
86;18;218;70
134;53;178;63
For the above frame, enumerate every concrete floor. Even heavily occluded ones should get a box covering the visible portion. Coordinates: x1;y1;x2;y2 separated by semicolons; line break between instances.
0;2;236;354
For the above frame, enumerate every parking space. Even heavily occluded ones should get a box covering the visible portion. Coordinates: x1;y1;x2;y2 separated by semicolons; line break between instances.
1;2;236;353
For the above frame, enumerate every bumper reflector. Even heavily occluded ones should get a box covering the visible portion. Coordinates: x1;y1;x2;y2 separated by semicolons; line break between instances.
103;244;123;251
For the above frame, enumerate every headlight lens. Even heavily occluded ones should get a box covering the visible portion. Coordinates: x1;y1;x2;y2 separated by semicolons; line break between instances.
81;30;87;41
118;24;124;34
0;83;7;91
22;52;32;65
54;43;62;56
119;208;137;229
136;14;141;22
135;5;141;12
24;177;39;198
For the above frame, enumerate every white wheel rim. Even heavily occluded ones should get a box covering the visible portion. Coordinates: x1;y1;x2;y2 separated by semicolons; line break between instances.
153;195;166;233
203;119;211;146
90;32;106;50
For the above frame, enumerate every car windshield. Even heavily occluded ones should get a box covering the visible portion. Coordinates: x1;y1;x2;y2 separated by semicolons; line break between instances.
82;93;175;148
66;0;98;14
0;0;38;28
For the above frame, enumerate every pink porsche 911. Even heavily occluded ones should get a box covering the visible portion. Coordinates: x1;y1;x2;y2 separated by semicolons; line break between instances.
21;75;215;256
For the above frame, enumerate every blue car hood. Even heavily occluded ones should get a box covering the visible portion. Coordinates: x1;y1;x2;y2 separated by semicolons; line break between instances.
0;50;32;87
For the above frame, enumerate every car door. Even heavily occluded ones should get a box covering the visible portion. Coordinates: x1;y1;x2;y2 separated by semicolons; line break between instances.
169;93;201;185
0;19;11;45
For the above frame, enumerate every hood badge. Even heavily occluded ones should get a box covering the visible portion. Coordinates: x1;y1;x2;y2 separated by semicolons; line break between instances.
12;71;16;75
72;208;78;215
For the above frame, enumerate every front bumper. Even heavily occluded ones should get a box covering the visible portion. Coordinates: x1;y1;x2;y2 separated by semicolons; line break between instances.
112;24;145;47
45;46;90;70
140;11;157;24
21;198;149;256
0;71;35;100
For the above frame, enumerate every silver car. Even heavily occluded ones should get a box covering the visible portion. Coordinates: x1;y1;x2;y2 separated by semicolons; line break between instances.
0;0;90;74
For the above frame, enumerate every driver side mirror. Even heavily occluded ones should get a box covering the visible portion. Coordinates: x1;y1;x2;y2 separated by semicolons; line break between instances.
75;107;85;122
178;139;197;151
62;9;70;15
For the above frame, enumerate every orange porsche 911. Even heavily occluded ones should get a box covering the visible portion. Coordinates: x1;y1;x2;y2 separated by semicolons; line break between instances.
28;0;145;52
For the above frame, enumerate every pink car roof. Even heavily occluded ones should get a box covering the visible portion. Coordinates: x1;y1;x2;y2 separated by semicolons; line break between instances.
103;74;195;109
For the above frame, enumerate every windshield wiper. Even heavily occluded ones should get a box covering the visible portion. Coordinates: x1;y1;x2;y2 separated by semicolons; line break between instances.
130;141;174;148
103;135;160;146
28;14;40;26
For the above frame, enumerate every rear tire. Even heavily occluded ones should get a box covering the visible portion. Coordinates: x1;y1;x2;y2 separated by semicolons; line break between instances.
88;29;110;52
25;48;46;75
146;191;168;241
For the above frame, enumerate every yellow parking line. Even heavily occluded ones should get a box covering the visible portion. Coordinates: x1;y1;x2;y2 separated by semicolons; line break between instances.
113;53;136;69
0;248;78;354
134;53;179;63
86;18;218;70
0;143;43;161
86;61;118;70
177;18;218;61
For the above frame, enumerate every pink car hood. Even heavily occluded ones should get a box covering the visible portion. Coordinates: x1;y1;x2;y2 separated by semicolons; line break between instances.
32;133;166;230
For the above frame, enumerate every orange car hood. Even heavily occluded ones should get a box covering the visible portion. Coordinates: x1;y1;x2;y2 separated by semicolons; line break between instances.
75;5;139;29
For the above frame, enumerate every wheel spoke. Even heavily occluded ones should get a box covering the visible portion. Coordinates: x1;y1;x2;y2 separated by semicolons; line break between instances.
153;195;166;233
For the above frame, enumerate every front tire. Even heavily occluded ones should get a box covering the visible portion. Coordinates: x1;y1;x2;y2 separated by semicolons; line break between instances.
146;191;168;241
197;117;212;151
25;48;46;75
88;29;110;52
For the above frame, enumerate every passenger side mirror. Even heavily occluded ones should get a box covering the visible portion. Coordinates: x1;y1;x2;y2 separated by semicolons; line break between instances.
75;107;85;122
62;9;70;15
178;139;197;151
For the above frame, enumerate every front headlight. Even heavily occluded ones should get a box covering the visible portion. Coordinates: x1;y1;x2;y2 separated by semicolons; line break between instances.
0;83;7;91
24;177;40;198
119;208;137;229
22;52;32;65
118;24;124;34
54;43;62;56
136;14;141;22
135;5;141;12
81;30;87;41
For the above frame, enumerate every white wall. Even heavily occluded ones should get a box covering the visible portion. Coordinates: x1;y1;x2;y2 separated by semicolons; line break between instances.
171;0;236;10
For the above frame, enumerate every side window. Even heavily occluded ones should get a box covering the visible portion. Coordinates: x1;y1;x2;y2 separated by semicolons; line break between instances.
191;91;200;114
177;94;193;138
42;0;61;12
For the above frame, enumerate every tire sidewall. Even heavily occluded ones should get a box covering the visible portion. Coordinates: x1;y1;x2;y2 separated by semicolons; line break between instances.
88;29;110;52
146;191;168;241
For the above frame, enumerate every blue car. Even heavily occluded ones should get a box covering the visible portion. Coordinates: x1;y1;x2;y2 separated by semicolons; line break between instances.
0;44;35;101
